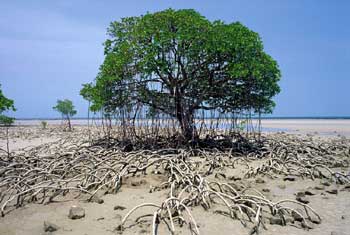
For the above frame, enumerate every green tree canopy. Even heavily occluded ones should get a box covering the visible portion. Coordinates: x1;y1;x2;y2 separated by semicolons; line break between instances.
53;99;77;130
0;84;16;126
81;9;281;139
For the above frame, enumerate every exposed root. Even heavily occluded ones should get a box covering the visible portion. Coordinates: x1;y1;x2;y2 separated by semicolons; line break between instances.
1;130;349;234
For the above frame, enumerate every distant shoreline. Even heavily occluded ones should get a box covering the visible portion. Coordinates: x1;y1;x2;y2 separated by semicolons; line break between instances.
6;118;350;138
12;116;350;120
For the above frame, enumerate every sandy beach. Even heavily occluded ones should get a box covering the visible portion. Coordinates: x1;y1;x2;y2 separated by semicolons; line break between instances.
13;118;350;137
1;1;349;234
261;119;350;137
0;122;349;235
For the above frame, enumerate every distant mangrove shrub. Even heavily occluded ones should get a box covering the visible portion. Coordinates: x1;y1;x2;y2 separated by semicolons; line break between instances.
0;84;15;126
53;99;77;131
40;121;48;129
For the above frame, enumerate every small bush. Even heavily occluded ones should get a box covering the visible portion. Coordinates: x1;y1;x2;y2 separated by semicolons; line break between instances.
41;120;48;129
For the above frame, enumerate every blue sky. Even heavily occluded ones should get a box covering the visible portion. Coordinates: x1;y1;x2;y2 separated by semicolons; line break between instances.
1;0;349;118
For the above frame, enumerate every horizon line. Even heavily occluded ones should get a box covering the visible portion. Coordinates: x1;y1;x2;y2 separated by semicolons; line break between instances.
13;116;350;120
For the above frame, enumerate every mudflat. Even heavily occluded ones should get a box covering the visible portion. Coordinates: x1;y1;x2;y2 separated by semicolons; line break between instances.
13;118;350;137
262;119;350;137
0;125;349;235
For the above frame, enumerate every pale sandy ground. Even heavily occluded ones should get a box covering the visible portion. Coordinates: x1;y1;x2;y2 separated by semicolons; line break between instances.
0;126;60;151
0;137;59;152
261;119;350;137
0;176;349;235
0;123;349;235
13;118;350;137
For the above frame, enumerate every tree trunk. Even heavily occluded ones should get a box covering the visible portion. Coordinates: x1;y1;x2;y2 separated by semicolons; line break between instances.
87;101;91;143
67;116;72;131
6;127;10;159
174;87;198;141
181;114;197;141
176;108;197;141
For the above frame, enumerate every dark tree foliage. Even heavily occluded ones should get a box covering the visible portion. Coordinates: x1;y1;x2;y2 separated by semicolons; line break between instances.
81;9;281;140
0;84;16;126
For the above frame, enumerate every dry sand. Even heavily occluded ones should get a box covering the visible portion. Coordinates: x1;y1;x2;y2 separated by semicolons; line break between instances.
13;118;350;137
261;119;350;137
1;175;349;235
0;123;349;235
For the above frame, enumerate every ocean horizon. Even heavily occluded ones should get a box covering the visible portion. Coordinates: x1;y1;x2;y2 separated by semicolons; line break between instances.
13;116;350;120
